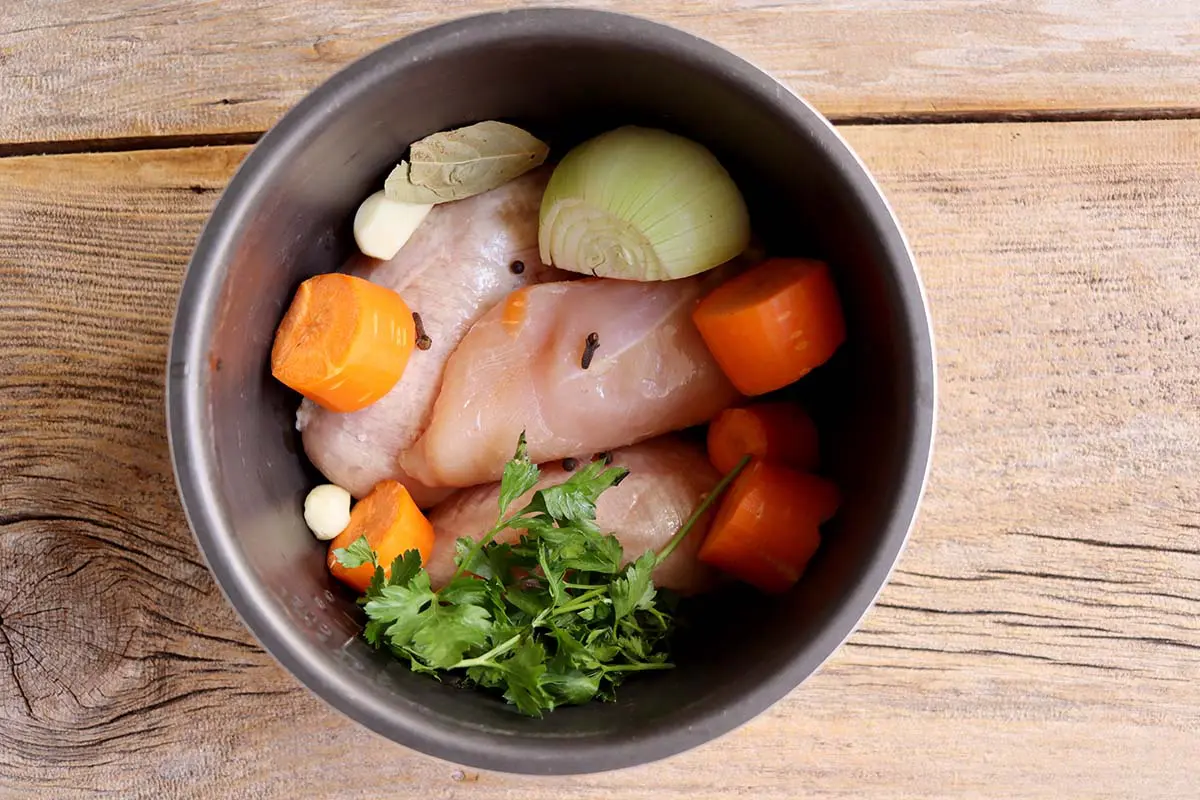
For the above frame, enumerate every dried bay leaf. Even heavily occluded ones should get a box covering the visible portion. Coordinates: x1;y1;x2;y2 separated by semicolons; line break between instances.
385;121;549;204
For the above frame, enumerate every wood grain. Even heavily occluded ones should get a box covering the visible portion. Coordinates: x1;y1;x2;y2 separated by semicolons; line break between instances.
2;1;1200;146
1;119;1198;797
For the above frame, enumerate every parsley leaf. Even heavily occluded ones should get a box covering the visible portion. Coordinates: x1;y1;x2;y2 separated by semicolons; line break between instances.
538;462;629;523
332;535;376;569
439;575;494;607
387;549;424;588
550;627;599;670
411;602;493;668
484;542;519;585
365;565;387;601
364;616;390;647
454;536;490;579
466;663;505;689
516;523;624;574
506;585;553;619
498;432;540;516
365;575;437;649
611;551;658;621
543;666;601;706
501;638;553;716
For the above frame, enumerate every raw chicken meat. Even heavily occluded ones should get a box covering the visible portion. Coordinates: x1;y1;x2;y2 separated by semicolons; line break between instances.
425;437;721;594
297;169;567;505
401;275;741;489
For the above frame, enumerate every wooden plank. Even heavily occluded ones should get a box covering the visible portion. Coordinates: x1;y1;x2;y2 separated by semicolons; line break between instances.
0;119;1198;797
2;1;1200;146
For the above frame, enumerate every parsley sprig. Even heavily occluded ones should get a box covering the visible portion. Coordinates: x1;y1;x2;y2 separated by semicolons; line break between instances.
334;435;746;715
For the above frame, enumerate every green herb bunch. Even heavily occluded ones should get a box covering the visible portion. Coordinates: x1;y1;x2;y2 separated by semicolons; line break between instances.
333;435;736;716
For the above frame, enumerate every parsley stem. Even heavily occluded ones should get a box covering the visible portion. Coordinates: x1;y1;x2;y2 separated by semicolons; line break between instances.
655;454;751;566
535;586;608;624
550;597;604;618
452;633;522;669
602;662;674;673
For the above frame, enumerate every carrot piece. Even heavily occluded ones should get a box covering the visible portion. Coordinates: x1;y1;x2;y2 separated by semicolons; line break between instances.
707;403;819;474
697;459;840;594
271;273;416;413
692;258;845;396
501;287;530;335
327;480;435;593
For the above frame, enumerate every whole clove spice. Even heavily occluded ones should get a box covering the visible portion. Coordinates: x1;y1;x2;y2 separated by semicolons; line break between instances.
580;332;600;369
561;457;578;472
509;259;525;275
413;312;432;351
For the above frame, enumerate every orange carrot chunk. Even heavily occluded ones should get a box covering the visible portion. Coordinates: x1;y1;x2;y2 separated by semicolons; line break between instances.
272;273;416;413
327;480;435;593
707;403;819;474
697;459;840;594
692;258;845;396
501;286;531;335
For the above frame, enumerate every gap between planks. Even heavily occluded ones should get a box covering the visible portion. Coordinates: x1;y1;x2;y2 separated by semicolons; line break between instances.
3;106;1200;159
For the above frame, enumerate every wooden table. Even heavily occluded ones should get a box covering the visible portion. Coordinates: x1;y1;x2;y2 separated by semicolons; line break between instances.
2;2;1198;797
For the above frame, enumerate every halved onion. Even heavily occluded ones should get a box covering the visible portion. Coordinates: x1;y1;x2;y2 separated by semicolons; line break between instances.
538;127;750;281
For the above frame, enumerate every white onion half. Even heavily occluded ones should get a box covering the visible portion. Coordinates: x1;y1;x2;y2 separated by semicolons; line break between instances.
538;127;750;281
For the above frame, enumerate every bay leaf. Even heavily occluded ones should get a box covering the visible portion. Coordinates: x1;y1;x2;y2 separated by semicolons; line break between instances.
384;121;549;204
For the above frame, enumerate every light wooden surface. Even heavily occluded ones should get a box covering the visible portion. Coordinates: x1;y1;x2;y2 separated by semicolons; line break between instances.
1;116;1197;797
2;0;1200;146
3;1;1200;796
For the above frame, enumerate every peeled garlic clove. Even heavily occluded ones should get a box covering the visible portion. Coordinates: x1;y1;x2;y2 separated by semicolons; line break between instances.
304;484;352;540
539;127;750;282
353;191;433;260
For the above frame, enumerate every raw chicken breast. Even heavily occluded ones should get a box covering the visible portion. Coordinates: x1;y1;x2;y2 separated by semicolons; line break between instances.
297;169;567;505
402;275;741;489
426;437;720;594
